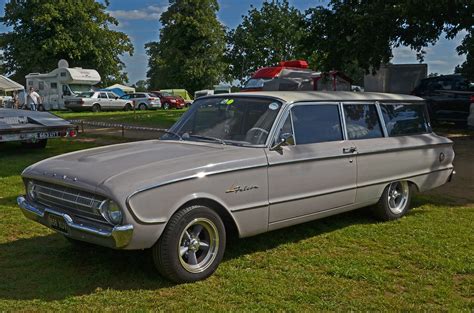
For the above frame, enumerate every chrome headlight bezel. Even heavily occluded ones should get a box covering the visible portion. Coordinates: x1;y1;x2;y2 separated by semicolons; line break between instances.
99;200;123;225
26;181;37;200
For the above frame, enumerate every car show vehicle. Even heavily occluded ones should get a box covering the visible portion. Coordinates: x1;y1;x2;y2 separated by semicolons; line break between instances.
17;91;455;283
412;74;474;125
64;91;133;112
150;91;186;109
26;60;101;111
1;108;76;148
120;93;162;110
242;60;352;92
160;89;193;107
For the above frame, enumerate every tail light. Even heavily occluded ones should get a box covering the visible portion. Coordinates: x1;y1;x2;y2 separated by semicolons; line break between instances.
68;129;77;137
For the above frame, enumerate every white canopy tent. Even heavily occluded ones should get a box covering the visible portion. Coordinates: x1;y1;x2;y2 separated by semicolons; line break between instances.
106;83;135;93
0;75;24;92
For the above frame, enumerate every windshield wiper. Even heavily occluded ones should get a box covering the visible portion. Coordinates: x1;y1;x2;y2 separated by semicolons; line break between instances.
160;130;183;140
187;134;226;145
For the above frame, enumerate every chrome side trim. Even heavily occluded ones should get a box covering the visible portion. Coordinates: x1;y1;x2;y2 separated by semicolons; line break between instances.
17;196;133;248
125;164;268;225
269;141;453;167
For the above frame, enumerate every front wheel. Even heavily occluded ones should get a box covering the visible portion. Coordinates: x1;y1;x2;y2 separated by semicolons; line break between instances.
372;181;412;221
152;205;226;283
21;139;47;149
162;102;170;110
92;104;101;112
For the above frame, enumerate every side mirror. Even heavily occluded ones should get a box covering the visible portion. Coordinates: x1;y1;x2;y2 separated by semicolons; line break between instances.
270;132;294;151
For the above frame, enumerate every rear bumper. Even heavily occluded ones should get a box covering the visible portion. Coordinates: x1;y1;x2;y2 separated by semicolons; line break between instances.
17;196;133;249
448;169;456;183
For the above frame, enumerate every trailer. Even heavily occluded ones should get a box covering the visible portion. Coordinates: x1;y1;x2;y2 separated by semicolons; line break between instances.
364;64;427;94
0;109;76;148
25;60;101;111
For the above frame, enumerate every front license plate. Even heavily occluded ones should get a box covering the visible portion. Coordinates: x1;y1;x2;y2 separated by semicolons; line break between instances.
48;214;68;233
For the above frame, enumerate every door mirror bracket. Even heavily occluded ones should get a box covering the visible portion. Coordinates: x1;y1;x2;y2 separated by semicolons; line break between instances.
270;132;294;152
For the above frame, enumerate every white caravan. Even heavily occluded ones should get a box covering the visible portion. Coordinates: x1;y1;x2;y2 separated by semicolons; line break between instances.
25;60;101;110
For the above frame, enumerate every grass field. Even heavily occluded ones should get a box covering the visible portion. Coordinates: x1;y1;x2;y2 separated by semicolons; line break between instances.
55;109;187;129
0;137;472;311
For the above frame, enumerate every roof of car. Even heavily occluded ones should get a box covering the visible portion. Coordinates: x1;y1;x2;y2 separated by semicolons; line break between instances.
221;91;423;103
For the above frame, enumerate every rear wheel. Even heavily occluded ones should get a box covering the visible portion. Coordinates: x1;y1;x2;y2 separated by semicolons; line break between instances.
124;103;132;111
152;205;226;283
92;103;101;112
138;103;148;110
372;181;412;221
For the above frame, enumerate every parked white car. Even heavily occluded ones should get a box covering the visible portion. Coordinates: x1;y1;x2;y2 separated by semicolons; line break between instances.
65;91;133;112
120;92;162;110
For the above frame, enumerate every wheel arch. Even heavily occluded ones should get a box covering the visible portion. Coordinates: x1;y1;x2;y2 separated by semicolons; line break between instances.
172;197;240;239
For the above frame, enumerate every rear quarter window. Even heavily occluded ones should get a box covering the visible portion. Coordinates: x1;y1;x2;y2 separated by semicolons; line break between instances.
381;103;430;136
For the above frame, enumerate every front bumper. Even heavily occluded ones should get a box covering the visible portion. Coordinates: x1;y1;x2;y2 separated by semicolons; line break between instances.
17;196;133;249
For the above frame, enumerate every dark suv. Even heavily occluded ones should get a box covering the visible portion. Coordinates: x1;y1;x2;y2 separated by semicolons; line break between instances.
412;75;474;124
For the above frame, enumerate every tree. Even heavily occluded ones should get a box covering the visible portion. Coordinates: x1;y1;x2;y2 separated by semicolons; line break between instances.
134;80;148;92
301;1;474;75
226;0;305;82
146;0;226;94
0;0;134;85
455;30;474;80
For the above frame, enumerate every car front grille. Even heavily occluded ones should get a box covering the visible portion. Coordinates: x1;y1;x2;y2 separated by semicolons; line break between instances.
32;180;108;224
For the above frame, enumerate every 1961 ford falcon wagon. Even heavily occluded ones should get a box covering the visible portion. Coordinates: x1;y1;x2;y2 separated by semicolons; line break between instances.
18;91;455;282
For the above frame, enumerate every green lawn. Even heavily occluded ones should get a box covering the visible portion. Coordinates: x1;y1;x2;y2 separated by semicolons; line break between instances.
54;109;187;129
0;137;472;311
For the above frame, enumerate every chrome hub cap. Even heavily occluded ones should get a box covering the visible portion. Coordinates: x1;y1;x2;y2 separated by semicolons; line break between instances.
387;181;409;214
178;218;219;273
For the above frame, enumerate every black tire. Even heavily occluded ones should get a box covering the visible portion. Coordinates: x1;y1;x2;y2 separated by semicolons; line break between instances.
371;181;413;221
162;102;170;110
124;103;132;111
138;103;148;111
37;104;45;111
92;103;101;112
152;205;226;283
22;139;47;149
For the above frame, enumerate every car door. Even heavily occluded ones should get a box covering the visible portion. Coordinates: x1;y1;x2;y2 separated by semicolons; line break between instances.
266;102;357;229
98;92;108;109
107;92;121;109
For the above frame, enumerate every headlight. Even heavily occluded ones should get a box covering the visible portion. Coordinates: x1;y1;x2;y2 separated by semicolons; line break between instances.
27;181;36;200
99;200;123;225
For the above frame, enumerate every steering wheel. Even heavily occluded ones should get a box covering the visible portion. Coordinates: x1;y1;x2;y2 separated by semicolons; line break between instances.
245;127;269;144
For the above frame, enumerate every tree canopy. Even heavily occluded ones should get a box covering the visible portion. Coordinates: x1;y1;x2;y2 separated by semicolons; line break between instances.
146;0;226;94
0;0;133;85
301;1;474;79
225;0;305;82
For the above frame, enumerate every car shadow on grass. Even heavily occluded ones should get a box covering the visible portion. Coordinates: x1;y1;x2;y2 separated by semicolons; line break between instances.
0;194;459;301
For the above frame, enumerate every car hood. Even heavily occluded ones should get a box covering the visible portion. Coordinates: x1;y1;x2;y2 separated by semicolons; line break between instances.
22;140;267;198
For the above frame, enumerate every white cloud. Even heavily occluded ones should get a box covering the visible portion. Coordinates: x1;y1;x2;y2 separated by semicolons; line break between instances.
108;5;166;21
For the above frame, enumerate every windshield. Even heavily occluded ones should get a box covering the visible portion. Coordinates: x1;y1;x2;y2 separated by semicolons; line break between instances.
69;84;93;94
163;96;282;146
242;78;272;90
78;92;94;98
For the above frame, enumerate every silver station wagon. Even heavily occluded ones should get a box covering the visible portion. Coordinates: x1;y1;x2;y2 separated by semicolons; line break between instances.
18;91;455;282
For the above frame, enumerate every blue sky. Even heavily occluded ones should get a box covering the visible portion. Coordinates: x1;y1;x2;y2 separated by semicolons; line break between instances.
0;0;467;84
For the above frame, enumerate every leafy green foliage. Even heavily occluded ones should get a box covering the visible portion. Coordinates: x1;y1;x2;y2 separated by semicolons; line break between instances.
146;0;226;94
0;0;134;85
226;0;305;82
133;80;148;92
301;1;474;74
455;31;474;80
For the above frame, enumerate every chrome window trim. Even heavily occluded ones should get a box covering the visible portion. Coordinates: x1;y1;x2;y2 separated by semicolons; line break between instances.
375;101;389;137
338;102;349;141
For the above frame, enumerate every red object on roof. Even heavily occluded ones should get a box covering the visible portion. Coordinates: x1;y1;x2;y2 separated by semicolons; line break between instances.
253;67;284;79
279;60;308;68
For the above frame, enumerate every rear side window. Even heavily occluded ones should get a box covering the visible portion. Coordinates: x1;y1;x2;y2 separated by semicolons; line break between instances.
381;104;429;136
343;104;383;139
291;104;343;145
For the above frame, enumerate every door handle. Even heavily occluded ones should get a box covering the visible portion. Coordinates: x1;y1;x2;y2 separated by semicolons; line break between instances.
343;146;357;154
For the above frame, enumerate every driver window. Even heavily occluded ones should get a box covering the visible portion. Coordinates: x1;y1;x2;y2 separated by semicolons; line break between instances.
62;85;71;96
276;114;294;146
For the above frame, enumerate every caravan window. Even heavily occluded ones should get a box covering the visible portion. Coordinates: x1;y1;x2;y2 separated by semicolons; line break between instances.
38;82;44;90
60;72;66;77
51;82;57;89
62;85;71;96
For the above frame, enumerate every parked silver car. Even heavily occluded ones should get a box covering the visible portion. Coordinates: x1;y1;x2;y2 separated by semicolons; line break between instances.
18;91;455;283
65;91;133;112
120;93;162;110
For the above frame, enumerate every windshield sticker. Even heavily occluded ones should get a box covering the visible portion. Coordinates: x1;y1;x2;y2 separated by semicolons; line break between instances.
226;99;234;105
269;102;279;110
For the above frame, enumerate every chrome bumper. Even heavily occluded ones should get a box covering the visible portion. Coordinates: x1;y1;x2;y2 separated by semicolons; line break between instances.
17;196;133;249
448;169;456;182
